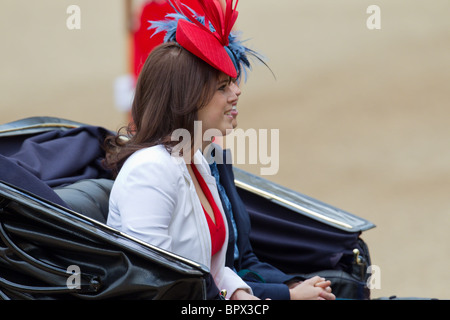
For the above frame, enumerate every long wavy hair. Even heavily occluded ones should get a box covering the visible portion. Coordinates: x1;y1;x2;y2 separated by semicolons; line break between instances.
103;42;221;177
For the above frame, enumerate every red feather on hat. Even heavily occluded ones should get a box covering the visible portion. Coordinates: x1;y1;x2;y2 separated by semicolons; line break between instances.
169;0;240;77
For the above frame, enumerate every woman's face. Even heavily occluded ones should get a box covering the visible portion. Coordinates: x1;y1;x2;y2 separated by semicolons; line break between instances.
197;73;241;136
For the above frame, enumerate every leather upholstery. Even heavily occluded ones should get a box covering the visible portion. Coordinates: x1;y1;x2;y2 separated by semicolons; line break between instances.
54;179;114;224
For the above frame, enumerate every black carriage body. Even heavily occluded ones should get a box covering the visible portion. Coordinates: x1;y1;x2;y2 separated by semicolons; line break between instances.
0;117;375;300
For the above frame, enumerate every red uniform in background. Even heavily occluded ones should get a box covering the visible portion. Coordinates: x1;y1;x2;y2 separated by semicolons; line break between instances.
116;1;204;121
132;1;204;80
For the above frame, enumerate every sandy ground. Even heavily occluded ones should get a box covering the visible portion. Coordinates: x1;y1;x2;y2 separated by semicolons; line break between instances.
1;0;449;299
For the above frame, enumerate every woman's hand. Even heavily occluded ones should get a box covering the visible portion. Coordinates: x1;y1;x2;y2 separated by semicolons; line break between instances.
288;276;336;300
230;289;261;300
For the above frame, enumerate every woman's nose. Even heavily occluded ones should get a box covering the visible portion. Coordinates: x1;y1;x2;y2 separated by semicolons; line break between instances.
230;81;241;97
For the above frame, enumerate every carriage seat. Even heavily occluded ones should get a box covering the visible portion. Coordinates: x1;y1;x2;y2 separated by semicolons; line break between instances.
53;178;114;224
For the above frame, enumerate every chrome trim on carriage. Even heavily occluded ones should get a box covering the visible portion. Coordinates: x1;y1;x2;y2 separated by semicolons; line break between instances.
233;167;375;232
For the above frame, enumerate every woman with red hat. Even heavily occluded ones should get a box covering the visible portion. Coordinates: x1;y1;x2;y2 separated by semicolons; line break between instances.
104;0;334;300
105;0;260;299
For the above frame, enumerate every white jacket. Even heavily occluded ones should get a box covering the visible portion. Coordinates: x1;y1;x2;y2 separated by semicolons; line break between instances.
107;144;251;297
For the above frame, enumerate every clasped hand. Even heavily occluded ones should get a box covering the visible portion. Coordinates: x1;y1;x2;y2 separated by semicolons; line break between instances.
288;276;336;300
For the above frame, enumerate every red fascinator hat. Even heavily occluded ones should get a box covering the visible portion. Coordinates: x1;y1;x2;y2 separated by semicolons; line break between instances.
149;0;263;80
176;18;237;78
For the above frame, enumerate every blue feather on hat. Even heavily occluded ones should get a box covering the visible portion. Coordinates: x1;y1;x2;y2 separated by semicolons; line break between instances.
147;2;266;81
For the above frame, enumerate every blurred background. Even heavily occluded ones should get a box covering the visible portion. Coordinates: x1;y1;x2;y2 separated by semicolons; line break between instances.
1;0;449;299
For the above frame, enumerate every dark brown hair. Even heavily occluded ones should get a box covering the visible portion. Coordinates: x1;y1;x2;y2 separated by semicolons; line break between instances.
103;42;221;176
